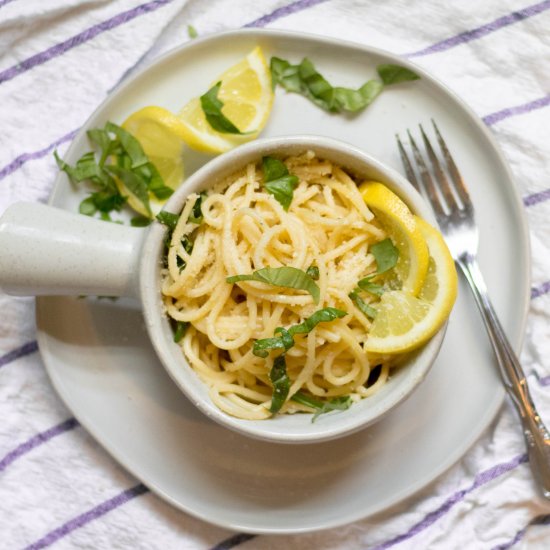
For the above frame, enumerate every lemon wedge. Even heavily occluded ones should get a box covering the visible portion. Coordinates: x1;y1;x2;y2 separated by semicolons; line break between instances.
177;46;274;153
365;218;458;354
122;106;188;217
360;181;430;296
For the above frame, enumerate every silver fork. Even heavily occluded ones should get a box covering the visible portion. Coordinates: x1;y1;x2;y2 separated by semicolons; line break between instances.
397;120;550;498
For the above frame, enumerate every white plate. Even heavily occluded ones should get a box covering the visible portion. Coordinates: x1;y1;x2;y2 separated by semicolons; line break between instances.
36;29;530;534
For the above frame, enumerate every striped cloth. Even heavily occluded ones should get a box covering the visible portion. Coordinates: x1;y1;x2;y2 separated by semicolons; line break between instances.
1;0;550;548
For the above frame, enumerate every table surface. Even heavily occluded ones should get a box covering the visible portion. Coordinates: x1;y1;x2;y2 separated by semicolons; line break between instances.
1;1;550;549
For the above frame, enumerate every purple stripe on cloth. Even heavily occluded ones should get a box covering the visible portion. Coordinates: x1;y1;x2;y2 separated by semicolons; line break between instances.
491;514;550;550
0;0;173;85
372;453;528;550
0;0;17;9
0;418;79;472
244;0;329;27
524;187;550;207
483;94;550;126
0;128;78;182
210;533;257;550
531;280;550;300
406;0;550;58
0;340;38;369
25;484;149;550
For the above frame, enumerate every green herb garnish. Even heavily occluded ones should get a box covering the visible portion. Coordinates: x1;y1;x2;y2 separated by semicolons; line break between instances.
187;24;198;39
253;307;346;357
306;264;320;280
173;321;189;343
227;266;320;304
269;355;290;414
200;82;244;134
155;211;179;233
270;57;419;114
377;64;420;85
291;391;353;422
55;122;174;221
262;156;299;211
370;238;399;274
188;191;207;224
349;290;378;319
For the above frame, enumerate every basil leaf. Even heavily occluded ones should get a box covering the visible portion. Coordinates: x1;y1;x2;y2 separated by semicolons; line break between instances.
371;238;399;274
188;191;207;224
200;82;243;134
271;56;384;113
252;337;286;358
141;162;174;200
306;264;319;280
187;24;198;38
288;307;346;336
87;128;114;167
173;321;189;343
349;290;378;319
262;156;299;211
253;307;346;357
357;278;385;296
269;355;290;414
55;151;101;183
226;266;320;304
312;396;353;422
291;391;352;422
79;197;97;216
105;122;149;169
270;57;302;92
130;216;152;227
377;64;420;85
106;165;152;217
156;211;179;233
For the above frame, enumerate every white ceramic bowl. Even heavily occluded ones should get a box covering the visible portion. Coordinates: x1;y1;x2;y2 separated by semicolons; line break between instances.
0;135;445;444
142;135;445;443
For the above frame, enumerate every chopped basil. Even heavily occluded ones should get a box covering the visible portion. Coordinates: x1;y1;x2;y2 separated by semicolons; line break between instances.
55;121;173;222
261;156;299;211
227;266;320;304
306;264;320;280
270;56;419;114
155;211;179;233
200;82;244;134
253;307;346;357
377;64;420;85
270;56;383;113
187;24;198;39
173;321;189;343
269;355;290;414
349;290;378;319
291;391;353;422
130;216;152;227
355;238;399;297
371;238;399;274
188;191;207;224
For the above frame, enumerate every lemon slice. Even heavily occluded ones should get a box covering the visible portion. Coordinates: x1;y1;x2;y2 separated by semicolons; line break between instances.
177;46;273;153
360;181;429;296
122;106;187;217
365;218;458;354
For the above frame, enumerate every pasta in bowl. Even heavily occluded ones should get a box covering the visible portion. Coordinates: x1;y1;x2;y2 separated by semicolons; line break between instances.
140;135;450;443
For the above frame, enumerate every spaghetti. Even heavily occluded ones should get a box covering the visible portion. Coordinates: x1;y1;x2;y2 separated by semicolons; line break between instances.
161;151;400;420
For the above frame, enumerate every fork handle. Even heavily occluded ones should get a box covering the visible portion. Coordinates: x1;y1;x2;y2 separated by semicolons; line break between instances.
458;252;550;498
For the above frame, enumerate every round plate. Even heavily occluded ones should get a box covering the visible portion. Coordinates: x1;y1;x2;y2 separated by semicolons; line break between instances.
36;29;530;534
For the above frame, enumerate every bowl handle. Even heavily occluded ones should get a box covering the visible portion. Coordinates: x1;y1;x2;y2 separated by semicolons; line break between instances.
0;202;146;298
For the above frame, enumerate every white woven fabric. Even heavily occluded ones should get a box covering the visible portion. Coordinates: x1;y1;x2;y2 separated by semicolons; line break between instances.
1;0;550;548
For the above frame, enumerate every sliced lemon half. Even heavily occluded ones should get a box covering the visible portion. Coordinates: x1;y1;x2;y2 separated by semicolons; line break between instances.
177;46;274;153
360;181;430;296
121;106;187;217
365;218;458;354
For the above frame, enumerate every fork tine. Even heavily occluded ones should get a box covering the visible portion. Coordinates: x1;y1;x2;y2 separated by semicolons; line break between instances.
406;129;447;221
419;124;458;212
431;119;470;208
396;134;421;193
